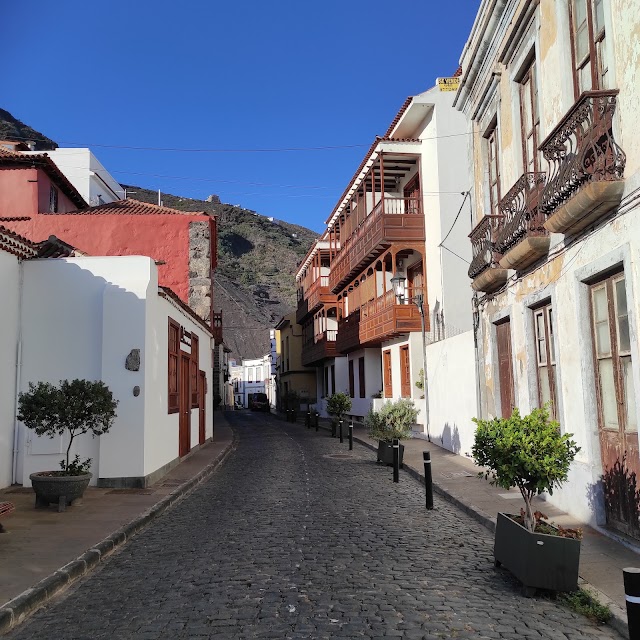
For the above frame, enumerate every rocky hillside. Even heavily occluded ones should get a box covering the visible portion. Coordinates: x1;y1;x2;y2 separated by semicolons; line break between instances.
0;108;56;150
123;186;318;360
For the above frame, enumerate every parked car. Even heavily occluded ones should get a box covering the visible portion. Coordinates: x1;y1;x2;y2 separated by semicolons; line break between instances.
249;392;270;412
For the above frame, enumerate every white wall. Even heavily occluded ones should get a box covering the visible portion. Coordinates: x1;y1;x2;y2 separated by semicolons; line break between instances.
425;330;478;457
0;252;20;488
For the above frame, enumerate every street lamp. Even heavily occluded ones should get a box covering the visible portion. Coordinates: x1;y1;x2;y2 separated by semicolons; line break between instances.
391;272;430;441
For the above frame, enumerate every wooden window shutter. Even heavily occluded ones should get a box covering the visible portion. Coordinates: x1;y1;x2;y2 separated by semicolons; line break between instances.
168;319;180;413
358;357;365;398
191;334;199;408
400;346;411;398
348;360;355;398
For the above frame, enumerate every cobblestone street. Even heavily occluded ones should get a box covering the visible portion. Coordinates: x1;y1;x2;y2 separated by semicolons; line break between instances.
6;413;618;639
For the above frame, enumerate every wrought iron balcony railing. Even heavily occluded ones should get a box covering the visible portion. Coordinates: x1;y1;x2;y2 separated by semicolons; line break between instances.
540;90;625;220
494;172;546;255
468;215;504;280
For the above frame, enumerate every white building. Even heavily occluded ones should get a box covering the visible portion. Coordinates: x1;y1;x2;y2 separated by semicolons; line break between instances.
232;355;274;408
1;228;214;489
23;148;123;205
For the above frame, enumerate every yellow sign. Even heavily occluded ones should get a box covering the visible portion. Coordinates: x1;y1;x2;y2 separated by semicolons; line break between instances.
437;77;460;92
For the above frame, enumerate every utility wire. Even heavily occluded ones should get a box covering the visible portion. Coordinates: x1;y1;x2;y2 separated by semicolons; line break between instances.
438;191;469;247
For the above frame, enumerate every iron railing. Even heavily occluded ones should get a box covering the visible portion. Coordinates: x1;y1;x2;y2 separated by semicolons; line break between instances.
468;215;504;280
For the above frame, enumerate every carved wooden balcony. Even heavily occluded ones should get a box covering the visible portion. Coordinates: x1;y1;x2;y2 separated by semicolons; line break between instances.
468;215;507;293
296;295;309;325
329;197;425;293
302;329;338;366
336;309;361;354
212;312;223;343
297;277;336;324
494;172;548;271
540;90;626;236
360;289;425;345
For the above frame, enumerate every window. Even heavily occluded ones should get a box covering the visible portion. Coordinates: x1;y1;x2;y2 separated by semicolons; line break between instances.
496;320;514;418
383;350;393;398
248;368;253;383
534;305;557;418
168;319;180;413
570;0;608;95
256;366;263;382
49;186;59;213
486;122;501;215
348;360;355;398
358;357;366;398
323;367;329;397
520;59;540;174
590;273;637;433
400;346;411;398
190;334;199;408
330;365;336;396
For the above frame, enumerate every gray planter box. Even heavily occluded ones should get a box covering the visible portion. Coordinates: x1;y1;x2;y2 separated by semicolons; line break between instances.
376;441;404;467
30;472;92;512
494;512;580;596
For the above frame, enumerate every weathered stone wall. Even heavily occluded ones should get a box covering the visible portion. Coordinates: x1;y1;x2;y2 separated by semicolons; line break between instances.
189;221;212;323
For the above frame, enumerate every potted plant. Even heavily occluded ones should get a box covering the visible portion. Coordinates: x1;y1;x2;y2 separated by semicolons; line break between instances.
366;398;417;466
17;379;118;512
326;392;351;437
472;405;581;596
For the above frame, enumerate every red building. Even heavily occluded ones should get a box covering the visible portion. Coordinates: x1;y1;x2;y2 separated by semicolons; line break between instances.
0;146;218;327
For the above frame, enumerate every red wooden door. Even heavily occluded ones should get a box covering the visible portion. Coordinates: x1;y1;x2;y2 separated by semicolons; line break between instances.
400;346;411;398
179;354;191;457
496;320;514;418
383;350;393;398
198;370;206;445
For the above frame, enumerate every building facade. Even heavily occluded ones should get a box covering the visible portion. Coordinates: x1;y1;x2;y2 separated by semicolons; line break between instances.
296;82;476;438
456;0;640;534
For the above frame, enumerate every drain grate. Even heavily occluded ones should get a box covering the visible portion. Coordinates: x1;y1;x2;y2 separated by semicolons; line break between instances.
106;489;155;495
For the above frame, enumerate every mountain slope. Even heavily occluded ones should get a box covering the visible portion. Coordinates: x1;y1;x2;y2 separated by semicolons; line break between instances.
123;186;317;360
0;108;57;150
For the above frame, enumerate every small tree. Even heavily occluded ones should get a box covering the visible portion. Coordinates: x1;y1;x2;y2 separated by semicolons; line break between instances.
326;392;351;424
366;398;418;442
472;405;580;533
17;379;118;475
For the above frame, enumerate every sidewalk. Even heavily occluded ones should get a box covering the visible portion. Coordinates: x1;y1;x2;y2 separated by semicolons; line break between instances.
0;421;234;633
295;413;637;638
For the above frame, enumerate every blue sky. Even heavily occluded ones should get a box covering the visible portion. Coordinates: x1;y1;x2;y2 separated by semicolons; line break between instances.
2;1;478;233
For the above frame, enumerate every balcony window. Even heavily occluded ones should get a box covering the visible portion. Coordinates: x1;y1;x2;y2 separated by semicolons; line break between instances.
520;59;540;174
486;121;501;216
570;0;608;95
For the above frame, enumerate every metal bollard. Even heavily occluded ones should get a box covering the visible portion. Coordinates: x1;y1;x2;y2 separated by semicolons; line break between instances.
339;419;344;444
423;451;434;510
306;411;310;428
348;421;353;450
624;568;640;638
315;412;319;432
392;438;400;483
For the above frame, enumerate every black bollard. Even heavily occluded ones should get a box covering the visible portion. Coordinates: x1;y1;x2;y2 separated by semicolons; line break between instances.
392;438;400;483
624;568;640;639
315;412;319;432
339;419;344;444
423;451;434;510
306;411;310;428
348;421;353;451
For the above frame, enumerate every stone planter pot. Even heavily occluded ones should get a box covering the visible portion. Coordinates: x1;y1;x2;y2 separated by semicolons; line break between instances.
494;512;581;596
30;472;92;512
376;441;404;467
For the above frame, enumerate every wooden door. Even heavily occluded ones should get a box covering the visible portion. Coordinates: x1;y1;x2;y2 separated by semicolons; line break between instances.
403;175;420;214
179;354;191;457
400;346;411;398
383;350;393;398
198;370;206;445
591;274;640;538
496;320;514;418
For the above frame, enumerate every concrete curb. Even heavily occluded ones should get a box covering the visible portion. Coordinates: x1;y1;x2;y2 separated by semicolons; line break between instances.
307;419;628;638
0;434;236;635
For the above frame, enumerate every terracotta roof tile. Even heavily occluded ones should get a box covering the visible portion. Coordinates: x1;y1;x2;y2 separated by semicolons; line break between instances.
0;216;31;222
0;225;38;259
69;199;208;216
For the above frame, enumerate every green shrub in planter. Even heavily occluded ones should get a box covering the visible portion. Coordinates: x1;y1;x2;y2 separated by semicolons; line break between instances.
326;392;351;423
472;405;579;533
17;379;118;476
366;398;418;443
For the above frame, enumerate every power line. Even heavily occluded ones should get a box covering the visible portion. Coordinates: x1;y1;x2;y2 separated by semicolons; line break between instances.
438;191;469;247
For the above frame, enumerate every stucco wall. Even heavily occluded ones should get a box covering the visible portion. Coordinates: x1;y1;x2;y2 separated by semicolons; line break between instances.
0;252;20;488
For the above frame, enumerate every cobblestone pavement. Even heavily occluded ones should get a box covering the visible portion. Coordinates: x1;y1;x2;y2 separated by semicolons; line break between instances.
6;413;618;639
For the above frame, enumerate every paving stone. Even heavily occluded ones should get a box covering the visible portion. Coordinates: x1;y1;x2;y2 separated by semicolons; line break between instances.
4;413;620;639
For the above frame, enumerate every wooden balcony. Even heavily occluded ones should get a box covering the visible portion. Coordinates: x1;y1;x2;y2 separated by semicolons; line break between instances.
468;215;508;293
495;172;548;271
296;296;309;325
540;90;626;236
360;289;424;345
213;312;223;344
297;277;337;324
336;309;361;354
301;330;338;367
329;197;424;293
